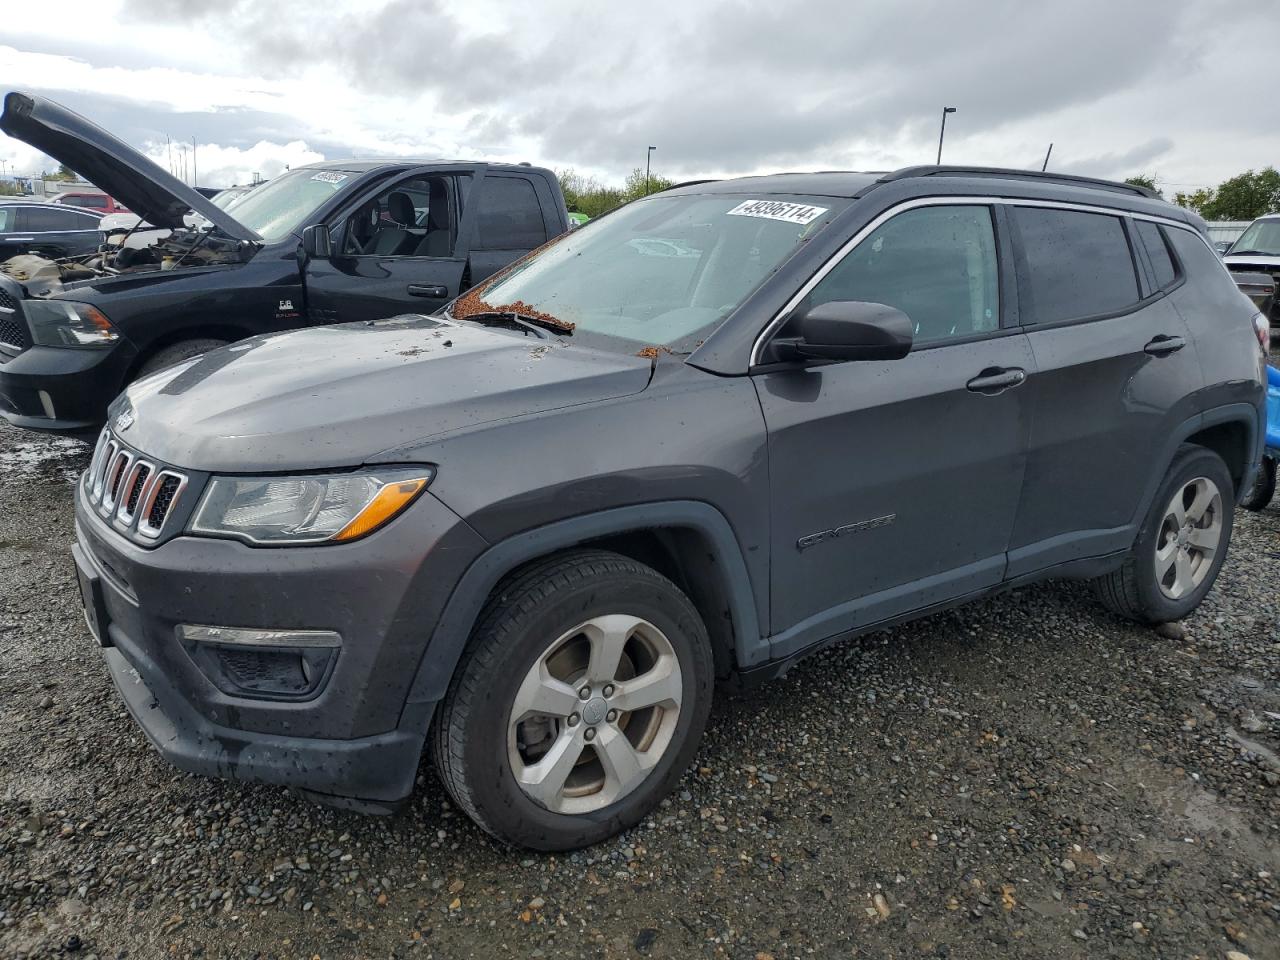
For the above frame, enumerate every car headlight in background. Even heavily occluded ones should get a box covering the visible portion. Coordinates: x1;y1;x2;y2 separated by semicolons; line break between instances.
24;300;120;348
190;467;434;545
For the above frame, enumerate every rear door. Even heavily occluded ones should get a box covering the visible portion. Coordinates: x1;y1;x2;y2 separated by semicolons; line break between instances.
16;205;99;258
303;165;484;324
756;201;1034;659
1005;204;1202;577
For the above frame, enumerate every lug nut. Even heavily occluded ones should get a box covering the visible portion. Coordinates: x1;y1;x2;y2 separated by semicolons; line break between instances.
606;709;618;723
567;713;580;727
579;685;591;700
602;684;615;697
584;727;596;741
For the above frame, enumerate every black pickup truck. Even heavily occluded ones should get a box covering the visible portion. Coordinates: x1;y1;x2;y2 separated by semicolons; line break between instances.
0;91;568;435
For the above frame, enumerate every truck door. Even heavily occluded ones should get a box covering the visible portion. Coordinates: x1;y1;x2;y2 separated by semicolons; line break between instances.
303;165;485;324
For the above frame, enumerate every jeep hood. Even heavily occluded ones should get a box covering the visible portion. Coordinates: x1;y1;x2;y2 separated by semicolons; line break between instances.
113;315;653;472
0;91;259;243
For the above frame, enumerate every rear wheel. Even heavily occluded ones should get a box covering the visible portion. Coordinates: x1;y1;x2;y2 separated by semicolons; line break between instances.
1240;456;1276;511
1093;445;1234;623
432;549;714;850
137;338;228;378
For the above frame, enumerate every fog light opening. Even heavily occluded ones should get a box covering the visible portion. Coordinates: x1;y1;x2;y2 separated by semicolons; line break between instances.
177;624;341;700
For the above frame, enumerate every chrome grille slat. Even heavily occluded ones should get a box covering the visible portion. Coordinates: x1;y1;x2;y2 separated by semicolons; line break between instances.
82;429;189;543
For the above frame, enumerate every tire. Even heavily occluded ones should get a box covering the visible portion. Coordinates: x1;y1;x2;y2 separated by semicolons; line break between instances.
432;549;714;850
137;338;228;378
1240;456;1277;512
1092;444;1234;623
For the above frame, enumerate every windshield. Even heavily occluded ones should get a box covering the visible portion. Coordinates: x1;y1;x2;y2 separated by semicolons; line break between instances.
210;187;250;210
1229;219;1280;257
456;193;847;353
220;168;355;244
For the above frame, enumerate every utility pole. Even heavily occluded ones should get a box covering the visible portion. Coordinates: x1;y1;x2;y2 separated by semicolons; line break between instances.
192;137;197;187
645;145;656;195
1041;143;1053;172
936;107;957;165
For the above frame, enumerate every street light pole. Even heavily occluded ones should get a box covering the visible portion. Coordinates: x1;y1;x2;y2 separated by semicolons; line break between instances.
645;145;656;195
936;107;957;165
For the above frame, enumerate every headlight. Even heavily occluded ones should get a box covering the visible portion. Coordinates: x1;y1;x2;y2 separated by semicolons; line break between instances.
25;300;120;348
190;467;434;545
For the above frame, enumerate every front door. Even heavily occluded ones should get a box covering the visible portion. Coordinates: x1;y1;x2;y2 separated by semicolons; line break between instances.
756;203;1033;659
304;167;482;324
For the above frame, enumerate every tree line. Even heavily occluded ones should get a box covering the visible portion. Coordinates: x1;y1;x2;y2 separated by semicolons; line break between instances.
1125;167;1280;221
558;167;675;219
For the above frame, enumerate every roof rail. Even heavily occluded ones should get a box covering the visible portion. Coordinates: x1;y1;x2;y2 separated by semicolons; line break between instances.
878;165;1161;200
663;179;720;191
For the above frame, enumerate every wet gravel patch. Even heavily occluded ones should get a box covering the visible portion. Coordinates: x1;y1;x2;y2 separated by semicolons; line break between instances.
0;419;1277;959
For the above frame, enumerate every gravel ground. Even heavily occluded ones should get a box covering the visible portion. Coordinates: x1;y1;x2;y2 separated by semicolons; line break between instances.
1;419;1277;960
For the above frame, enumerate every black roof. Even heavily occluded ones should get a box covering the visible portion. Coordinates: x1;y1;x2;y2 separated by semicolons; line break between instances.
666;165;1167;203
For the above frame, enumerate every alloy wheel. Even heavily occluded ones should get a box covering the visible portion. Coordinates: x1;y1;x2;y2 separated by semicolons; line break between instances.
507;614;683;815
1155;475;1223;600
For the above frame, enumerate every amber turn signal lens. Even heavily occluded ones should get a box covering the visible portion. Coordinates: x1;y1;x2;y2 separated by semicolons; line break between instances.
333;477;430;542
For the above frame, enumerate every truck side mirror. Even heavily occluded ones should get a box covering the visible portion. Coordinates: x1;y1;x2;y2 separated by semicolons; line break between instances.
300;223;332;260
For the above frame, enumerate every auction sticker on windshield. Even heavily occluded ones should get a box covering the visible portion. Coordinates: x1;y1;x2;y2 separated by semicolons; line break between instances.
311;172;348;184
727;200;828;225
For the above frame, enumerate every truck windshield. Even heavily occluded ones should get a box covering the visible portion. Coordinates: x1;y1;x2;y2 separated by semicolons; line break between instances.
455;193;848;353
220;168;356;244
1229;219;1280;257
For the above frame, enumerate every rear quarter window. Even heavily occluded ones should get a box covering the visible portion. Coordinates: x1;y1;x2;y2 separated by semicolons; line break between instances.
1013;206;1140;324
1135;220;1177;290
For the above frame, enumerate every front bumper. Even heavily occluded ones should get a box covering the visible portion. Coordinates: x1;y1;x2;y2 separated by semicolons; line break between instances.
0;342;137;434
73;475;487;807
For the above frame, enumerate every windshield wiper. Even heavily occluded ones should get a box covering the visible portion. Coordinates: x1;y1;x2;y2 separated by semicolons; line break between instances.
456;310;573;337
1226;249;1277;257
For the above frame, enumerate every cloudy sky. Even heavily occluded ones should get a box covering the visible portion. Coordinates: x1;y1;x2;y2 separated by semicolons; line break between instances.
0;0;1275;194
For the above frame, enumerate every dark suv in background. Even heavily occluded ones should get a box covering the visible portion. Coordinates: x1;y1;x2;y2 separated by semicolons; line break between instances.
0;91;567;434
72;166;1266;850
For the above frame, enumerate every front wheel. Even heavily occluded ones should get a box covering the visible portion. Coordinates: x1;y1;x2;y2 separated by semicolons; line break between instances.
1093;445;1234;623
432;549;714;850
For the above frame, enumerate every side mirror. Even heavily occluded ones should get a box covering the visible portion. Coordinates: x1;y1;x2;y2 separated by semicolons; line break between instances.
772;300;913;363
300;223;332;260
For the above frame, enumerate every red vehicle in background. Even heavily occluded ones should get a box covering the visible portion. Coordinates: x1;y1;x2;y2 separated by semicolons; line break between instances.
51;191;128;214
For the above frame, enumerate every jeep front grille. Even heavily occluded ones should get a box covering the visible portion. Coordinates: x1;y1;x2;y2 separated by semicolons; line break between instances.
84;429;189;542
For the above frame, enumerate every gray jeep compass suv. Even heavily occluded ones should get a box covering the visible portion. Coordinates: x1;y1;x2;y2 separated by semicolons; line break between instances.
71;166;1268;850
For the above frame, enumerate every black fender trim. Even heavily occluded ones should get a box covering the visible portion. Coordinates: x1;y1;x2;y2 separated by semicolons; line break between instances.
1134;402;1263;520
400;501;764;724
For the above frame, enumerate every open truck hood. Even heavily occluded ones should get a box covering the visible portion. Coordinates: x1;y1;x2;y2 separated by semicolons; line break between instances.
0;91;260;245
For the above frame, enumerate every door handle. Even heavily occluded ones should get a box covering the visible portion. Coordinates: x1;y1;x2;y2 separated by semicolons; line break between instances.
407;283;448;299
966;367;1027;395
1144;334;1186;356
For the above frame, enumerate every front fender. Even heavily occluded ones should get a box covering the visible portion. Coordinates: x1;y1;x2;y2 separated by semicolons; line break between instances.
399;500;764;726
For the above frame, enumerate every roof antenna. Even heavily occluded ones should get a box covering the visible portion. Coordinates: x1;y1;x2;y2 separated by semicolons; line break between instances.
1041;143;1053;172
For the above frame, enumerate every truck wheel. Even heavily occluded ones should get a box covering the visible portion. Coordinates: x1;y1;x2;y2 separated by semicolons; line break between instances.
1092;445;1234;624
1240;456;1276;511
137;339;228;378
432;549;714;850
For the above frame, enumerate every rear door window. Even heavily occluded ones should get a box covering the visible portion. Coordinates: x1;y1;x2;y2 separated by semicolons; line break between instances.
1013;207;1140;324
1135;220;1177;290
473;176;547;250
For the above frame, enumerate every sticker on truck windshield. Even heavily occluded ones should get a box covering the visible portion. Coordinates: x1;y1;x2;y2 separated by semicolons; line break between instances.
726;200;828;225
310;172;349;184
